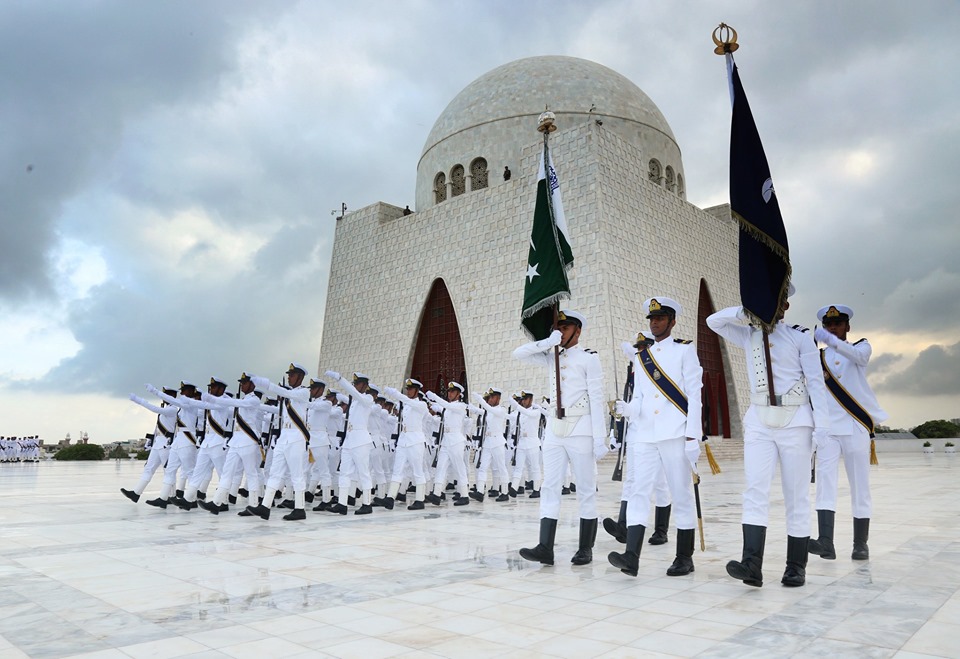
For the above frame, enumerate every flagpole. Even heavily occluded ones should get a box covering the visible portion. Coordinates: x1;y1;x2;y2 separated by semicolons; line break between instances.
538;111;565;420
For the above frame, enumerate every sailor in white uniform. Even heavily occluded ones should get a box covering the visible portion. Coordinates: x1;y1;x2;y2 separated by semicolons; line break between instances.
146;381;200;509
424;382;476;507
470;388;511;503
381;378;430;510
324;371;377;515
808;304;887;561
123;386;178;503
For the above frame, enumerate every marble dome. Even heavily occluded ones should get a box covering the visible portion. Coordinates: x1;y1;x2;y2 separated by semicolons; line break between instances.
416;56;685;210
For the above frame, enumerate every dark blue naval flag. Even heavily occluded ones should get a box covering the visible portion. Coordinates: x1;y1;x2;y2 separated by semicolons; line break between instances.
728;57;791;332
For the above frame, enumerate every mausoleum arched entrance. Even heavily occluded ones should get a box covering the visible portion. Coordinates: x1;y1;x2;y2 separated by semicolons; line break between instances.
697;278;732;438
409;278;468;395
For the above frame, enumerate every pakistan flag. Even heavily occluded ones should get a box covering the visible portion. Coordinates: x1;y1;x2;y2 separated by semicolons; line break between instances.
521;147;574;340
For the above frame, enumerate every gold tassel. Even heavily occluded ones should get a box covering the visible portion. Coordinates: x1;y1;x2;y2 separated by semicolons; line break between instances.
704;441;721;475
870;438;878;466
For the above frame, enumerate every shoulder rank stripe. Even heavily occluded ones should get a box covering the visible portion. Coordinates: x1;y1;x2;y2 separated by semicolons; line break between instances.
235;411;259;443
206;410;228;438
638;347;688;415
792;324;810;333
285;398;311;443
854;338;868;345
820;349;875;437
673;338;692;344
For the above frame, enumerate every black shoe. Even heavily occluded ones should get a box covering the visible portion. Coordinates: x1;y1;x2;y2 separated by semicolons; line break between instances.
517;486;525;495
569;483;577;492
525;480;534;490
372;497;386;507
603;517;627;544
454;497;469;506
649;505;671;545
283;508;306;521
196;491;206;500
808;510;837;560
347;496;356;506
425;493;442;506
274;491;283;500
395;493;407;502
666;529;696;576
383;497;395;510
781;536;809;587
145;497;168;509
561;486;571;495
726;524;766;587
228;495;237;505
528;490;540;499
176;498;198;511
246;504;271;520
120;488;140;503
508;484;518;498
176;489;184;499
327;503;348;515
237;508;255;516
355;504;373;515
519;518;558;566
238;488;249;498
304;491;314;503
407;484;417;492
493;493;507;502
452;492;461;500
852;518;870;561
278;499;295;509
469;491;484;502
571;518;598;565
407;500;425;510
312;501;328;512
488;488;499;497
445;482;456;491
199;500;220;515
608;525;645;576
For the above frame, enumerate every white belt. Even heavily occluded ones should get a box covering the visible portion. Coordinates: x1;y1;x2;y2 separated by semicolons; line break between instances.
558;395;589;418
750;393;809;406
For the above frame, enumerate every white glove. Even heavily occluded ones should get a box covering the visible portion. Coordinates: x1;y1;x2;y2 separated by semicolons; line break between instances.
685;439;701;471
324;370;341;382
537;329;562;350
250;376;270;390
608;428;619;450
128;393;141;403
813;428;829;449
145;383;159;396
426;390;441;402
615;400;628;417
621;341;636;359
593;436;609;461
814;327;839;347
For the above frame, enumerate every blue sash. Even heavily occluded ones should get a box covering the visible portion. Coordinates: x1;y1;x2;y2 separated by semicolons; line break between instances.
638;347;687;415
820;350;875;437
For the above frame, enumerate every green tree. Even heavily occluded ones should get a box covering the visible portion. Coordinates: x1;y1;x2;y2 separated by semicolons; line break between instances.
911;419;960;439
54;444;106;461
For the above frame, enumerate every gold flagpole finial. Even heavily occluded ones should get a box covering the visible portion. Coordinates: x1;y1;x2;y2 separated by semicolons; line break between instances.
712;23;739;55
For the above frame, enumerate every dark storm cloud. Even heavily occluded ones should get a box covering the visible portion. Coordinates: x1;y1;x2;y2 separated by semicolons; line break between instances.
869;353;903;376
0;0;278;299
876;342;960;396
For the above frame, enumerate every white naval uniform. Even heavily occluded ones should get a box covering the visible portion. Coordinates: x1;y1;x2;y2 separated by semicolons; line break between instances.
208;392;266;507
511;404;544;486
384;388;429;487
326;405;344;490
512;338;606;520
816;338;887;518
306;398;334;497
622;338;702;530
160;398;200;498
178;398;232;502
426;394;474;498
129;397;177;496
474;397;510;492
330;376;376;499
260;382;312;506
707;307;831;536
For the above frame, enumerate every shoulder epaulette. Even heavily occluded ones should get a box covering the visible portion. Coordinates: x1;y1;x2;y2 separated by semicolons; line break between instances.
791;324;810;333
854;338;868;345
673;338;692;344
584;348;598;354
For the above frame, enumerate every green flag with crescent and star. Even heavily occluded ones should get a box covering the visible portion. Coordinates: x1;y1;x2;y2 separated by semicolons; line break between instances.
521;147;574;340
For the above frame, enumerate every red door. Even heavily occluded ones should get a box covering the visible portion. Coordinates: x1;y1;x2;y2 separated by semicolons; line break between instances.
410;279;468;396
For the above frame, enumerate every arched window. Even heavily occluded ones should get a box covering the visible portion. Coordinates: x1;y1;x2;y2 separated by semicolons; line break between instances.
677;173;685;198
434;172;447;204
648;159;662;184
470;157;488;191
665;166;676;192
450;165;466;197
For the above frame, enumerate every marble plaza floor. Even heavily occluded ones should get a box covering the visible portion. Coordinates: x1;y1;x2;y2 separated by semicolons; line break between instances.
0;454;958;659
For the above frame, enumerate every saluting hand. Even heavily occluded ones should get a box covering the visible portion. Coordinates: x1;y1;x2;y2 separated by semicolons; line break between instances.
814;327;839;347
145;384;159;396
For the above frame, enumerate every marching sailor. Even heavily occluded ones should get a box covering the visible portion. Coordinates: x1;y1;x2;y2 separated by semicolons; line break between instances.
608;298;702;578
470;388;512;503
513;310;606;566
809;304;887;561
146;381;200;509
123;387;178;503
324;371;377;515
424;382;474;507
246;363;313;521
381;378;430;510
305;378;336;511
707;288;831;587
510;391;544;498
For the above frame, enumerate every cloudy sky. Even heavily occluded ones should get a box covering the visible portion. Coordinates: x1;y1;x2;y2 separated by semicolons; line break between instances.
2;0;958;443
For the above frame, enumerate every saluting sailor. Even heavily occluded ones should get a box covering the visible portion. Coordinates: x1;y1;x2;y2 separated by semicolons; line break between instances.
246;363;313;521
381;378;430;510
470;388;511;503
707;287;831;587
510;390;545;498
424;382;475;507
608;298;702;578
513;310;606;566
809;304;887;561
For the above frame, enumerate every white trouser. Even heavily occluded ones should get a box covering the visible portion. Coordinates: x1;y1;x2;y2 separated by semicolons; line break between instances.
265;437;307;493
815;425;872;518
433;440;468;494
309;444;332;489
512;445;542;484
624;437;695;529
162;444;197;487
186;444;227;498
742;419;813;536
539;431;597;520
477;444;508;489
134;446;169;495
338;443;373;492
369;443;386;484
214;442;262;504
391;443;426;485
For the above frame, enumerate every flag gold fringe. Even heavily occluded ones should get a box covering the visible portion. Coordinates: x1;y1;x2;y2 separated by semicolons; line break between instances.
704;442;721;475
870;438;878;466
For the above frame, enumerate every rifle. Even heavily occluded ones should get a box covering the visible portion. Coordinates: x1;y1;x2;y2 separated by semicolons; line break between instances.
510;410;521;467
336;395;353;470
430;409;445;469
390;402;402;452
473;410;487;469
612;361;634;481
